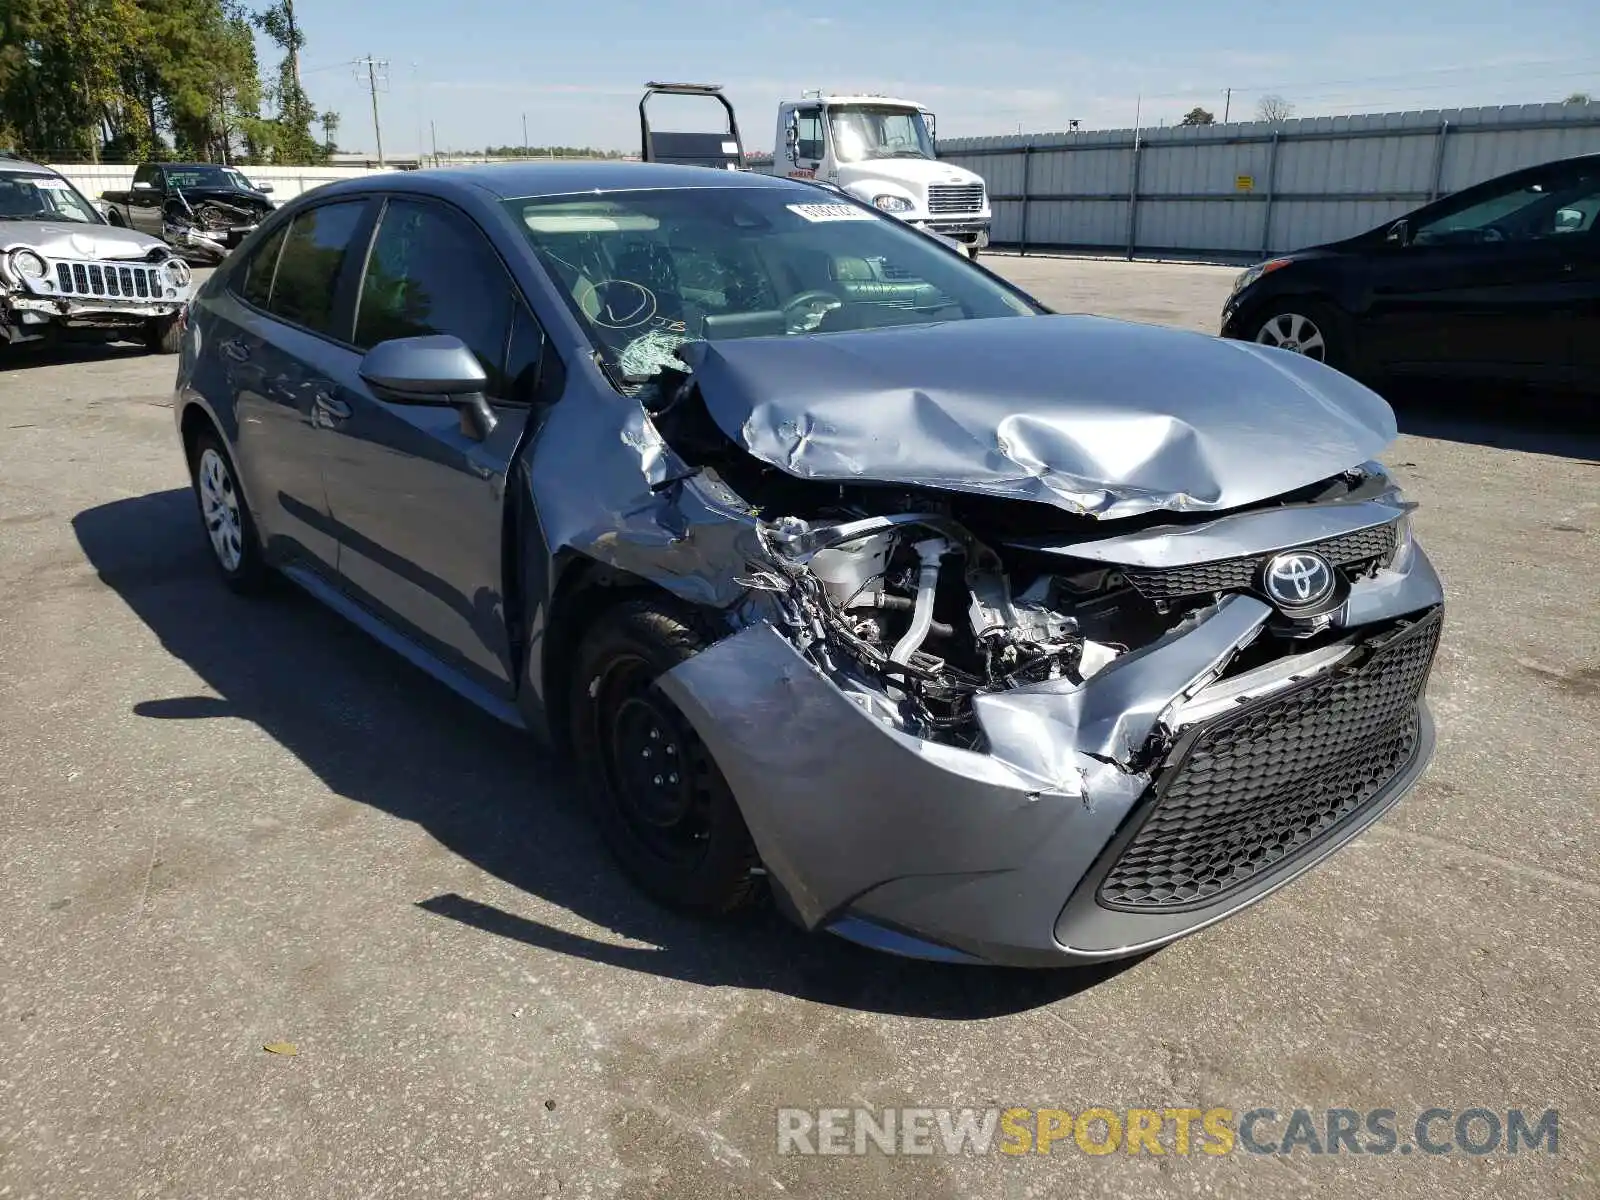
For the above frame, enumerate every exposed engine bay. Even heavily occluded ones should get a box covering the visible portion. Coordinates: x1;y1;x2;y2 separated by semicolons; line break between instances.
162;191;260;263
646;364;1406;764
744;512;1140;748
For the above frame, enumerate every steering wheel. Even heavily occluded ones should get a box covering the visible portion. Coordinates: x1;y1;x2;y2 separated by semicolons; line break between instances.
783;289;842;333
1479;224;1507;244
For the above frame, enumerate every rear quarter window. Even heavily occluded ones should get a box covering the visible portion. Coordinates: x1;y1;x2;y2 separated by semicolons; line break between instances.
236;222;288;309
264;201;368;337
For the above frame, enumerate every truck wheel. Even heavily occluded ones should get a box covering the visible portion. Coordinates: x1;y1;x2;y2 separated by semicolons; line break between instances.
146;314;183;354
105;208;125;227
569;598;763;914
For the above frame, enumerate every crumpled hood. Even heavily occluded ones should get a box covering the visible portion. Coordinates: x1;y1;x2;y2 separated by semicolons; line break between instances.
677;315;1398;519
1;221;168;261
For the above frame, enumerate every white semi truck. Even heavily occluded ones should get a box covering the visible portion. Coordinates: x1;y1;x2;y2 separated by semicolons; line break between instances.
636;83;992;257
769;93;991;257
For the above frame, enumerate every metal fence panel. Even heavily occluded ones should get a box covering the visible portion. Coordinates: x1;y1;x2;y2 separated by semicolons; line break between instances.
939;101;1600;261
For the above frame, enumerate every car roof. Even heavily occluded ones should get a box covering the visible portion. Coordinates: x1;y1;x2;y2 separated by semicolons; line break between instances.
0;155;57;176
311;160;808;203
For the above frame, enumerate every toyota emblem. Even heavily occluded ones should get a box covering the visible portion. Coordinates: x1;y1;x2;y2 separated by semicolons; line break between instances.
1262;550;1336;610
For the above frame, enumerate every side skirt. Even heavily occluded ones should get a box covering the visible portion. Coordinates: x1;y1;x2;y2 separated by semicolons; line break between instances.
280;563;528;731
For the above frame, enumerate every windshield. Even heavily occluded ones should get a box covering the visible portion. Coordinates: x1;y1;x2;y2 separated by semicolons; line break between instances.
827;106;935;163
167;165;251;191
0;171;101;223
504;186;1038;383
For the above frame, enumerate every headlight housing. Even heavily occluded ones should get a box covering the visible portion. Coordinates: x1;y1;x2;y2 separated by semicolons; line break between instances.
1231;256;1293;296
162;257;193;289
873;194;914;213
7;248;48;281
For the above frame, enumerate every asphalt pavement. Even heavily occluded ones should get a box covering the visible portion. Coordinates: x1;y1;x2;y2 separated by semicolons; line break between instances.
1;257;1596;1199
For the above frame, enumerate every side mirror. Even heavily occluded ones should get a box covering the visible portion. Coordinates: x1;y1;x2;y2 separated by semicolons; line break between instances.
1385;218;1410;246
923;111;937;148
132;180;155;192
784;116;800;162
256;183;274;194
358;334;498;440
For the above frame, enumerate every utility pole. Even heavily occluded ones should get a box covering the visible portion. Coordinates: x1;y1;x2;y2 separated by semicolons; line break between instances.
430;119;438;166
354;55;389;168
285;0;300;94
1223;87;1232;123
522;112;528;158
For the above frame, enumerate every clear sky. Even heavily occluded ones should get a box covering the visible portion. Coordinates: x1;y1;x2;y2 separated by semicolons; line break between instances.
283;0;1600;155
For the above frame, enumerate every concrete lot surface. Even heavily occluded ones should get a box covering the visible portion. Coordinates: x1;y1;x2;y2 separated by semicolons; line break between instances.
1;257;1597;1199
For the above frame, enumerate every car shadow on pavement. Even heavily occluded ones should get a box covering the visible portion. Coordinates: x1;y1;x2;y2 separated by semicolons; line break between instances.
73;488;1144;1020
1387;382;1600;461
1;340;151;369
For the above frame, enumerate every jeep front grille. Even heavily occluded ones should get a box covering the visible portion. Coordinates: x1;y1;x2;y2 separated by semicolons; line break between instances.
1096;608;1441;912
53;260;162;300
927;183;984;214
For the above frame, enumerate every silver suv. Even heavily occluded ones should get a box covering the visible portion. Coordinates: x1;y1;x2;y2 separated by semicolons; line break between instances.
0;153;196;355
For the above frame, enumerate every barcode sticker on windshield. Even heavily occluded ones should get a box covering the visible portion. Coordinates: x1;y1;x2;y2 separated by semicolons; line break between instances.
786;203;878;223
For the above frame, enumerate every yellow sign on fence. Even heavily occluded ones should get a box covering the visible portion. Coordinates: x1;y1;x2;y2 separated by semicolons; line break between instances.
1236;174;1256;192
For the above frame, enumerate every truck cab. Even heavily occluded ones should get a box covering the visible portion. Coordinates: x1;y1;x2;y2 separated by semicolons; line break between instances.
774;95;991;255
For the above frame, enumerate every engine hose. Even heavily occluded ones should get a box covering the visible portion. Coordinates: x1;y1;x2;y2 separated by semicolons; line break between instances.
890;540;947;665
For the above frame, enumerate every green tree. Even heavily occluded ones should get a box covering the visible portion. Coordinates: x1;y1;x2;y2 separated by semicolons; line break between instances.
1179;106;1215;126
1564;92;1592;105
253;0;324;164
0;0;143;160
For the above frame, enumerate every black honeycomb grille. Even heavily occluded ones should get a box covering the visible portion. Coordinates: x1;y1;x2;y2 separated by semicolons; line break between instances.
1121;522;1400;605
1097;609;1441;912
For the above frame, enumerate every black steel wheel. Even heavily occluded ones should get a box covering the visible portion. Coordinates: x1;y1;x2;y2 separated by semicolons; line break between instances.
569;598;762;914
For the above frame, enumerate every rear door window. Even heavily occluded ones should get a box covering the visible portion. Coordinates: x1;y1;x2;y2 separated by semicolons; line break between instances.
265;201;368;337
237;222;288;309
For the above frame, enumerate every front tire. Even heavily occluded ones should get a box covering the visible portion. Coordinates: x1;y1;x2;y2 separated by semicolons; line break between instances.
1251;299;1349;373
146;313;183;354
569;599;762;914
187;428;269;594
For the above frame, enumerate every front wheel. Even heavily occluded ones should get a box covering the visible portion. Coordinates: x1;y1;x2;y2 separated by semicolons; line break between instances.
1251;300;1348;371
569;599;763;914
146;313;183;354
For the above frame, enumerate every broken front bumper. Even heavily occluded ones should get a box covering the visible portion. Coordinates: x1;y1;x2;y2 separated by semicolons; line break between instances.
657;546;1444;967
165;221;257;262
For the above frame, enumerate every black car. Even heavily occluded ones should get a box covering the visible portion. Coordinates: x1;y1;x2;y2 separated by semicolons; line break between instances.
1221;153;1600;389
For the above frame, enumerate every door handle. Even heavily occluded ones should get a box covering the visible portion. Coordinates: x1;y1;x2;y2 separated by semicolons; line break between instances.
220;338;249;363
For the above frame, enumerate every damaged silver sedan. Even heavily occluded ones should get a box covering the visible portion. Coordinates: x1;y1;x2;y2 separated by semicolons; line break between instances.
175;163;1443;967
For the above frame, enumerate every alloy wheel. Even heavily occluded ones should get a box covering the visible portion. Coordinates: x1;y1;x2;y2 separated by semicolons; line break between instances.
1255;311;1328;362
